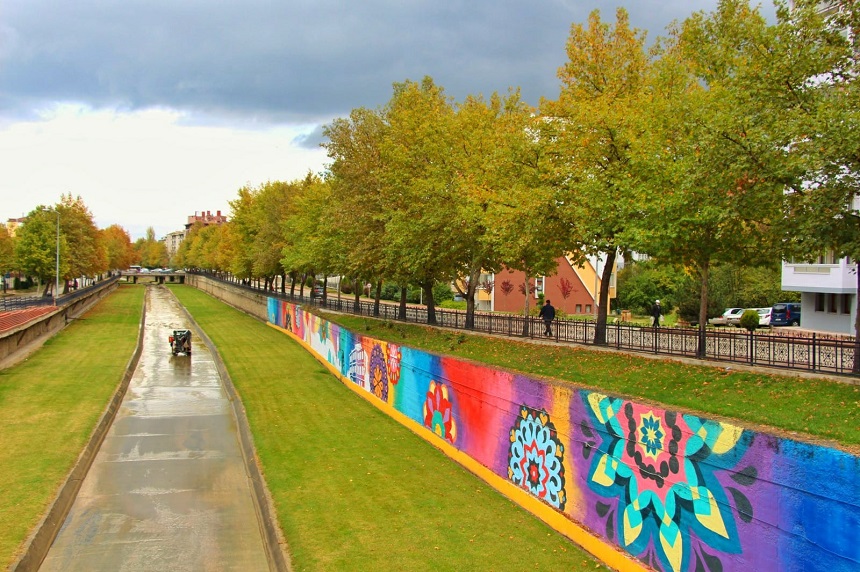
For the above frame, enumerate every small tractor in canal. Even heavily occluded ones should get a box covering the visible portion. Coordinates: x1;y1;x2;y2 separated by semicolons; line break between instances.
169;329;192;356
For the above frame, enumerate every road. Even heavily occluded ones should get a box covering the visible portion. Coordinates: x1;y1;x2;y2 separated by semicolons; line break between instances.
39;287;269;571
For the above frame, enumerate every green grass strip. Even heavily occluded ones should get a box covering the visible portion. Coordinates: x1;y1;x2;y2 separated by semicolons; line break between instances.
0;284;144;568
323;312;860;449
171;286;602;571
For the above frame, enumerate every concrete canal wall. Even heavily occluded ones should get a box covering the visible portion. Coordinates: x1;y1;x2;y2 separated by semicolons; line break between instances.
0;279;120;368
191;276;860;572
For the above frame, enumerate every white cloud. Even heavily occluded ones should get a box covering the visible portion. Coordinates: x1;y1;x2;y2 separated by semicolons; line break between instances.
0;104;328;239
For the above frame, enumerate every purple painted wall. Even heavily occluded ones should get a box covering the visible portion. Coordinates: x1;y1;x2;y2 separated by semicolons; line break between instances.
268;297;860;571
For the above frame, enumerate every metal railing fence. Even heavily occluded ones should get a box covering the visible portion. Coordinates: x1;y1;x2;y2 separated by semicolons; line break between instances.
192;271;858;377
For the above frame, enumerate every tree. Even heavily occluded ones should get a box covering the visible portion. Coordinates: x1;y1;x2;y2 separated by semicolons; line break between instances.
540;8;652;344
322;106;392;313
56;194;108;287
14;206;68;296
448;90;535;329
100;224;136;271
380;77;460;325
764;0;860;367
0;226;14;283
134;227;168;269
632;0;785;356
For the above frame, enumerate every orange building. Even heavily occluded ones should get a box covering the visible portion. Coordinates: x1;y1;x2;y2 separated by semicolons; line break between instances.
490;254;616;316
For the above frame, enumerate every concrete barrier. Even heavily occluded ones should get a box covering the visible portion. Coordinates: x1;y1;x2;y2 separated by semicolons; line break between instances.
0;279;120;369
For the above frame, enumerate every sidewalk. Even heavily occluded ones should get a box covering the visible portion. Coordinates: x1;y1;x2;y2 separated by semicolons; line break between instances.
39;287;269;571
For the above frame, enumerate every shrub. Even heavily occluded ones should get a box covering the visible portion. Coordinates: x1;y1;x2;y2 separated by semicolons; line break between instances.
340;281;353;295
381;283;401;301
433;282;455;303
739;309;760;332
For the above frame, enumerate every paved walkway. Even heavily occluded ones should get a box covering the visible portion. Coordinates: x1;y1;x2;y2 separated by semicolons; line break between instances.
40;287;269;571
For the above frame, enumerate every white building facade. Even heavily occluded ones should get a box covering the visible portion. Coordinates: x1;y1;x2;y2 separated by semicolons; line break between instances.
782;253;857;334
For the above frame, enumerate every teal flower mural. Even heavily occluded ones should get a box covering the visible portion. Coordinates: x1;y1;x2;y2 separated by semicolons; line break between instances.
581;393;754;572
508;405;566;510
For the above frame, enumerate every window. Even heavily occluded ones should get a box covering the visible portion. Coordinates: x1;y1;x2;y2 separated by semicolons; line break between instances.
585;304;592;313
843;294;853;315
575;304;582;313
815;293;825;312
829;293;838;313
535;276;545;298
817;250;838;264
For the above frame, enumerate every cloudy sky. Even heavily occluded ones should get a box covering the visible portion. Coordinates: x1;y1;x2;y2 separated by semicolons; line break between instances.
1;0;770;239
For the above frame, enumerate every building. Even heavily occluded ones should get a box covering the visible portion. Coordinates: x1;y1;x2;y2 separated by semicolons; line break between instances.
490;254;616;316
162;230;187;258
5;217;26;237
782;248;857;335
185;210;228;231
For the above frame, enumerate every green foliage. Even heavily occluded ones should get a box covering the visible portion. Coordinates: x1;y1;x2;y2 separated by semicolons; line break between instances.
134;226;168;269
739;309;760;332
14;206;68;287
380;283;400;301
616;260;685;315
432;282;454;303
0;226;14;274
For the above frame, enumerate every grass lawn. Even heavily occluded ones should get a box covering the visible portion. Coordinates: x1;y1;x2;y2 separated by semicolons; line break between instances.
0;284;144;568
170;286;604;571
321;312;860;450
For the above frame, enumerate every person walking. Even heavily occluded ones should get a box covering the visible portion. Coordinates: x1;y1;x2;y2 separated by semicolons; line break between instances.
651;299;662;328
539;299;556;337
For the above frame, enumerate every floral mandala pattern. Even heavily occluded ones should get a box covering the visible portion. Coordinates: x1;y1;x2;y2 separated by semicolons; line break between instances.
423;380;456;443
581;393;756;572
386;344;401;385
507;405;566;510
368;344;389;401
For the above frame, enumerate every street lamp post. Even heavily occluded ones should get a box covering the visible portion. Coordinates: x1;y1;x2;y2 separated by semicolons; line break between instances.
55;211;60;306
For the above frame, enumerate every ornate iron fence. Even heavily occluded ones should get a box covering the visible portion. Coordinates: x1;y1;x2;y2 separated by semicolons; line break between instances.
194;272;858;377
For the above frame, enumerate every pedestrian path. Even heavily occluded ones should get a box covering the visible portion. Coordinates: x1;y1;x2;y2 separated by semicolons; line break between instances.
39;287;269;571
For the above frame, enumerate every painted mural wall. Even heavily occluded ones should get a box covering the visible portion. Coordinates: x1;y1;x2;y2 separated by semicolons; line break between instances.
267;297;860;572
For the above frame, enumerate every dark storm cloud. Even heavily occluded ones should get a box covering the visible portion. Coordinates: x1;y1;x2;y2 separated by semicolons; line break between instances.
1;0;747;124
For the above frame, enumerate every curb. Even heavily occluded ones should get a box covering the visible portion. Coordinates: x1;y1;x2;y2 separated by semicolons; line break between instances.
10;285;148;571
169;287;292;572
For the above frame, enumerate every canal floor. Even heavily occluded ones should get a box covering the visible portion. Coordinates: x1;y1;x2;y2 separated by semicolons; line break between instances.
40;287;269;571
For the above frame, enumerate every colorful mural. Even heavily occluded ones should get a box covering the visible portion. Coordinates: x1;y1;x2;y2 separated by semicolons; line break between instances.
266;297;860;572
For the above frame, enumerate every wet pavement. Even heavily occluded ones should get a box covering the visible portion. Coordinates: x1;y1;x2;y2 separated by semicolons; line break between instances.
40;286;270;571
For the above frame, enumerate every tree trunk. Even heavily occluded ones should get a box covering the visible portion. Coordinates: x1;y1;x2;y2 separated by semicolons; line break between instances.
465;264;481;330
280;272;286;294
353;278;361;313
594;249;617;346
321;274;328;301
373;280;382;317
522;275;531;336
399;285;407;320
697;259;710;359
423;280;437;325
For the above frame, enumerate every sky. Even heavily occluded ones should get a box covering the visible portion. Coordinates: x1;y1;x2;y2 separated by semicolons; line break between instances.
0;0;774;240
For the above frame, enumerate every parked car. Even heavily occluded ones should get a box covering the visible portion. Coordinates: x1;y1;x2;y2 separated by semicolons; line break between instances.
770;302;801;326
754;307;772;327
709;308;744;327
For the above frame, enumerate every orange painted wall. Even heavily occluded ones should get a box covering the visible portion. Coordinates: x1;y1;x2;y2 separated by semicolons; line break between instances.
493;257;597;315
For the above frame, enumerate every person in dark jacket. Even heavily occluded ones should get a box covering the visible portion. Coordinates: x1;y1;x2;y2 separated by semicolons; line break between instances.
651;299;662;328
539;299;556;337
